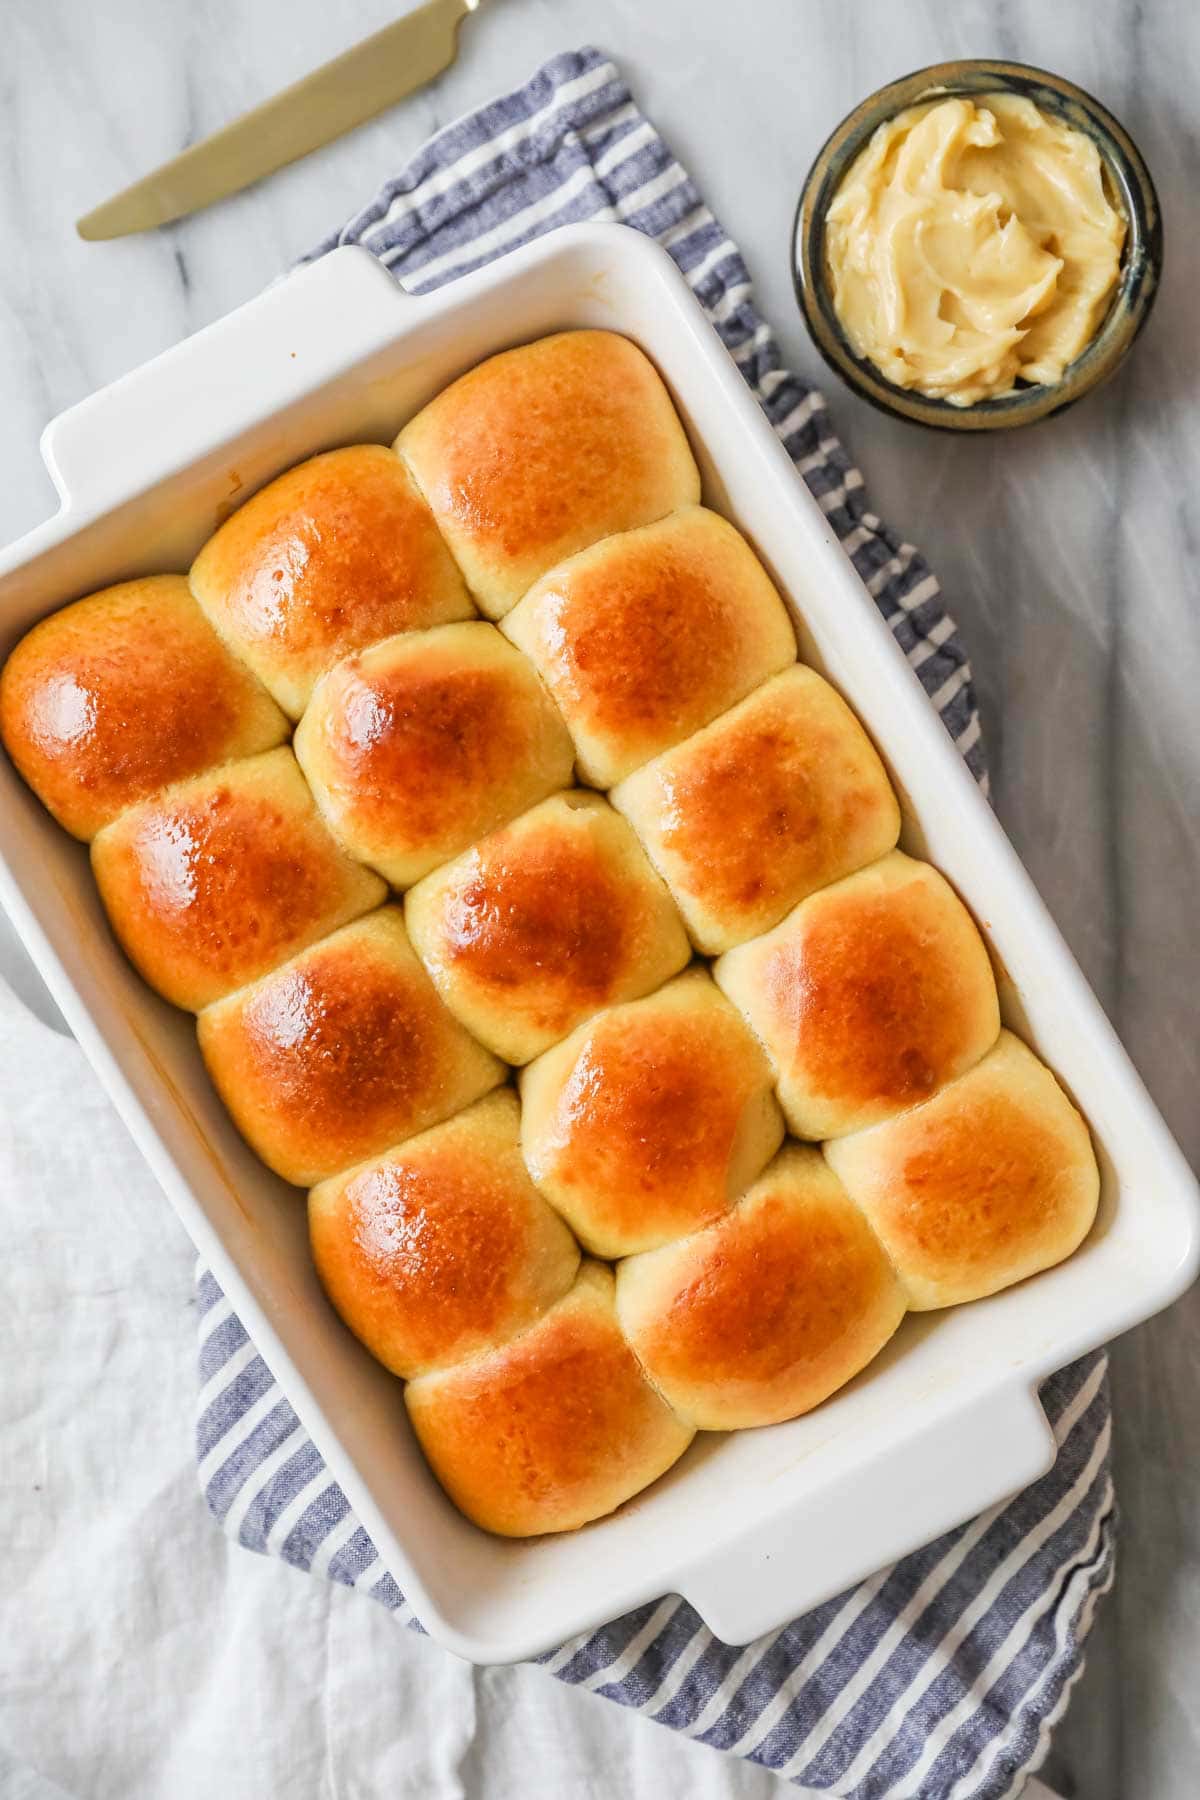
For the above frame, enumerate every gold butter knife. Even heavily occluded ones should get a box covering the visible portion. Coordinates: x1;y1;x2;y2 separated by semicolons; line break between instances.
77;0;481;240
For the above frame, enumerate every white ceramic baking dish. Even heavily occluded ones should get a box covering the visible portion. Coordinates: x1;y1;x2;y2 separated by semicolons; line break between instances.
0;225;1195;1664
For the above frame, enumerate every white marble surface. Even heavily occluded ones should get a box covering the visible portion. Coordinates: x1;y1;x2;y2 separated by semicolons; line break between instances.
1;0;1197;1794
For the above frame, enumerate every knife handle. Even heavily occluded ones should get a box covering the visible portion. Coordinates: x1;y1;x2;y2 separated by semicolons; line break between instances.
38;248;408;530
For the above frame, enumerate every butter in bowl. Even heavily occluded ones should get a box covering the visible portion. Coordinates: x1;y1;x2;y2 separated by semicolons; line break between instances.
793;59;1162;429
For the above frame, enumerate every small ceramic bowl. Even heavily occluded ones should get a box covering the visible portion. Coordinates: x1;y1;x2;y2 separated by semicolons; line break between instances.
793;59;1162;431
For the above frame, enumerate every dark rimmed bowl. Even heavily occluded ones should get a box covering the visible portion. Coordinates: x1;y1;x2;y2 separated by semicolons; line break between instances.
793;59;1162;431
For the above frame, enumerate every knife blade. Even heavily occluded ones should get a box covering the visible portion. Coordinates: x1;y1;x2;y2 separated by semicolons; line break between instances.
77;0;481;240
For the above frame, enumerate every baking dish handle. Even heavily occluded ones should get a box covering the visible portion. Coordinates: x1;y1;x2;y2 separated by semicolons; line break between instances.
39;246;409;517
677;1383;1057;1648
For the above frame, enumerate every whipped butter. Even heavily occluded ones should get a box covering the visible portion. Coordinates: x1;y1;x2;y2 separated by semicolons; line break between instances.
825;93;1126;405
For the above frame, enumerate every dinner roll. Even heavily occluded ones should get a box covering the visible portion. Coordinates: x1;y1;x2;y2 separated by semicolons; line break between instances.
616;1145;906;1430
189;445;473;717
198;907;503;1185
825;1030;1100;1309
91;747;385;1011
309;1090;579;1379
613;664;900;952
0;575;287;840
715;851;999;1139
405;1260;694;1536
405;792;691;1064
395;331;700;619
294;622;574;888
519;968;783;1256
501;508;795;787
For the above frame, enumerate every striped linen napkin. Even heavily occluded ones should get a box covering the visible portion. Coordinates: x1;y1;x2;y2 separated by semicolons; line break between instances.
195;47;1114;1799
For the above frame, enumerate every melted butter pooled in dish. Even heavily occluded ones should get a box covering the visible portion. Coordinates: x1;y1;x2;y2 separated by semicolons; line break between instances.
825;93;1126;405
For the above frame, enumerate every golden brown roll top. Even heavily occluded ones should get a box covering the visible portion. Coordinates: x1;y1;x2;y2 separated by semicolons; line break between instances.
395;331;701;620
198;907;503;1186
405;1260;695;1536
404;792;691;1065
294;621;575;889
616;1145;906;1430
189;445;474;718
308;1089;580;1380
0;575;288;841
519;968;784;1257
613;664;901;953
825;1030;1100;1309
715;850;1000;1140
501;508;796;787
91;747;386;1012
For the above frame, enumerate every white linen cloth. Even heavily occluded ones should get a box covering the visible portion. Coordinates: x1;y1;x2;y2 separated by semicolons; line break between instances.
0;921;1068;1800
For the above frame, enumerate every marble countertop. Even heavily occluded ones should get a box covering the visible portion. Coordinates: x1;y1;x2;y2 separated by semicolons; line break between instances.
1;1;1197;1793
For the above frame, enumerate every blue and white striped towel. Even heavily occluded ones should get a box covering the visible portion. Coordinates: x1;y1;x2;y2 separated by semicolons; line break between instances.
196;47;1114;1799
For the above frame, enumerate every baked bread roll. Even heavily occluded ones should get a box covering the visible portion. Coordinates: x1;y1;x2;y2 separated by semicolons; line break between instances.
189;445;473;717
198;907;503;1185
715;851;1000;1139
616;1145;905;1430
405;792;691;1064
91;747;385;1011
0;575;287;840
519;968;783;1256
501;508;795;787
309;1089;579;1378
405;1260;694;1535
294;621;574;888
395;331;700;619
613;664;900;952
825;1030;1100;1309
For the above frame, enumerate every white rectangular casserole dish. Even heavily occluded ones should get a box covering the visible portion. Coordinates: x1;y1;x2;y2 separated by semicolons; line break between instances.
0;225;1195;1663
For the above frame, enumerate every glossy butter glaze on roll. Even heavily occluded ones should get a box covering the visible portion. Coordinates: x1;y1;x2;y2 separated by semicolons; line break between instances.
405;1260;694;1536
520;969;784;1256
309;1089;579;1379
502;508;796;787
616;1145;906;1430
199;907;503;1186
614;664;901;953
0;575;288;840
825;1030;1100;1309
715;850;1000;1139
295;622;575;889
189;446;474;718
395;331;701;620
91;747;386;1012
405;792;691;1065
